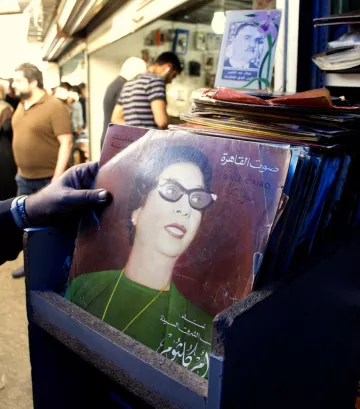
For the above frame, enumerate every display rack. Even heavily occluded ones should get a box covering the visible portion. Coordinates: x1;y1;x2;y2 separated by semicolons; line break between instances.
311;0;360;90
25;226;360;409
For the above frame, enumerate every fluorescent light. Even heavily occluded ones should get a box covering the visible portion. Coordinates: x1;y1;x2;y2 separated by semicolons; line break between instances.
0;0;20;14
57;0;77;30
42;25;57;57
47;37;67;60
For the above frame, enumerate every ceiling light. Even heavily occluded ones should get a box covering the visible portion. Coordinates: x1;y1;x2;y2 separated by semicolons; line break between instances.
47;37;67;60
211;11;226;35
0;0;20;14
42;25;57;57
57;0;77;30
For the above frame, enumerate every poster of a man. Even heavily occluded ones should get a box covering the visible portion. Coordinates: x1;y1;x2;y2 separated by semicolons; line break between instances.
215;9;281;89
224;23;265;69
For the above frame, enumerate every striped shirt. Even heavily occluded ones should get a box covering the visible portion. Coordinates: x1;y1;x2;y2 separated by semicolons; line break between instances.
118;72;166;128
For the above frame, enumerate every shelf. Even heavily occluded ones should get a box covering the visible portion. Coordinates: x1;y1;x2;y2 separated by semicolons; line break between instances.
325;73;360;87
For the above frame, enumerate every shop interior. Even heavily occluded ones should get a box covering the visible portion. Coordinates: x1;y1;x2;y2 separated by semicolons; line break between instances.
60;0;255;159
3;0;360;408
60;52;87;85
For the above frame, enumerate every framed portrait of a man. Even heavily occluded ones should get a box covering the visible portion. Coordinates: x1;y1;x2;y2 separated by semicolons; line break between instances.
215;9;282;90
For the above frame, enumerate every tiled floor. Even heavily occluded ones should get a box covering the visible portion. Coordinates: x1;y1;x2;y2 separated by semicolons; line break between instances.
0;254;33;409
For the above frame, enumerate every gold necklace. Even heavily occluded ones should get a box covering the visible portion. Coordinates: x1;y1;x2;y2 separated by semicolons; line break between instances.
101;269;170;333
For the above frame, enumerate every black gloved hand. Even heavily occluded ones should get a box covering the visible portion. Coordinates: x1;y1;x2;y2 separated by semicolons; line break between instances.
25;162;111;227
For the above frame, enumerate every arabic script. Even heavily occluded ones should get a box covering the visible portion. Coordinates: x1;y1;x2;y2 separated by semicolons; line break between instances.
157;314;210;378
221;153;279;173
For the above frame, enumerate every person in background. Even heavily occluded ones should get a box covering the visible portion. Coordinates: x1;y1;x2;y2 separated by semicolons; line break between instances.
111;52;182;130
78;82;87;128
101;57;147;147
55;82;72;113
0;162;110;266
0;84;17;200
5;79;20;111
11;63;73;278
68;85;84;136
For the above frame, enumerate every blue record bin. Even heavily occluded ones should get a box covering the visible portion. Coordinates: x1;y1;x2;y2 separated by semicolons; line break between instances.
25;224;360;409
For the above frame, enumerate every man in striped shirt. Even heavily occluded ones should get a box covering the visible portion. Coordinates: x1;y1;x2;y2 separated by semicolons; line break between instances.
111;52;182;129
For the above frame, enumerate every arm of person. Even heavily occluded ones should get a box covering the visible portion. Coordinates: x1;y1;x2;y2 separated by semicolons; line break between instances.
0;163;111;266
111;104;125;125
2;118;13;141
52;134;73;182
147;76;169;129
150;99;169;130
51;99;73;182
0;198;23;266
73;103;84;134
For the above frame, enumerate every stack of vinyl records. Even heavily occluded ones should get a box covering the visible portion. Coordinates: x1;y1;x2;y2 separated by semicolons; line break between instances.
62;95;360;377
170;87;360;285
173;88;360;149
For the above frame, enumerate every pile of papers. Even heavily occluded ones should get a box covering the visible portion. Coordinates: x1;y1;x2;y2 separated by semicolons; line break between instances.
313;12;360;73
174;88;360;149
170;87;360;283
313;45;360;73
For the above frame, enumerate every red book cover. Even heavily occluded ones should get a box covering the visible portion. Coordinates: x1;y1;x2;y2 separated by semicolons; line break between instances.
66;125;290;378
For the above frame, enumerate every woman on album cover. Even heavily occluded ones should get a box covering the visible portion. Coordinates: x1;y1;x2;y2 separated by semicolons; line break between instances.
66;145;218;377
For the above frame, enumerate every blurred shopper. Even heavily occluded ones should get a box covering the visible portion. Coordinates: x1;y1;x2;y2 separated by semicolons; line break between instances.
5;79;20;111
78;82;87;128
68;85;84;136
112;52;182;131
101;57;147;147
55;82;71;113
0;84;17;200
11;63;72;278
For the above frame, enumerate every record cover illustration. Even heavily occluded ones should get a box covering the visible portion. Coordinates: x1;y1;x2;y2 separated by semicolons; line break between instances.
66;124;290;378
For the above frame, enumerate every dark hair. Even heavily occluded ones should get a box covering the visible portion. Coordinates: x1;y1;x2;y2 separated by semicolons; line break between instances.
78;83;86;90
155;52;182;73
71;85;81;95
234;22;257;38
15;63;44;89
60;82;71;91
127;145;212;245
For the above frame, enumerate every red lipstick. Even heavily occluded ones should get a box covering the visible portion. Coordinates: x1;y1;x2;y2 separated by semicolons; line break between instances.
164;224;187;239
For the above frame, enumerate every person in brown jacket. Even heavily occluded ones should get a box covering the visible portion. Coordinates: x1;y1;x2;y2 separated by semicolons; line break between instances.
11;63;73;278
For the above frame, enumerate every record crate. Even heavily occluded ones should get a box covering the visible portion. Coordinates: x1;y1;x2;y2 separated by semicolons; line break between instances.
25;226;360;409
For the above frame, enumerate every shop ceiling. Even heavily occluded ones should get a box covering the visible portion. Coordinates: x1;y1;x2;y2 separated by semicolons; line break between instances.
165;0;253;24
0;0;60;42
17;0;60;42
35;0;253;62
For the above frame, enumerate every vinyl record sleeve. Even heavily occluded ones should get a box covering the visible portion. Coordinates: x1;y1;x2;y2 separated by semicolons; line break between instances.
66;125;290;378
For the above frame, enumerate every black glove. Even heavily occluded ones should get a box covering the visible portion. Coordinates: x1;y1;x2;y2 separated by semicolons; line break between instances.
25;162;111;226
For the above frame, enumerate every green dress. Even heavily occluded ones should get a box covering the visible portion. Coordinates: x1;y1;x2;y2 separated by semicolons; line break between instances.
66;270;213;378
